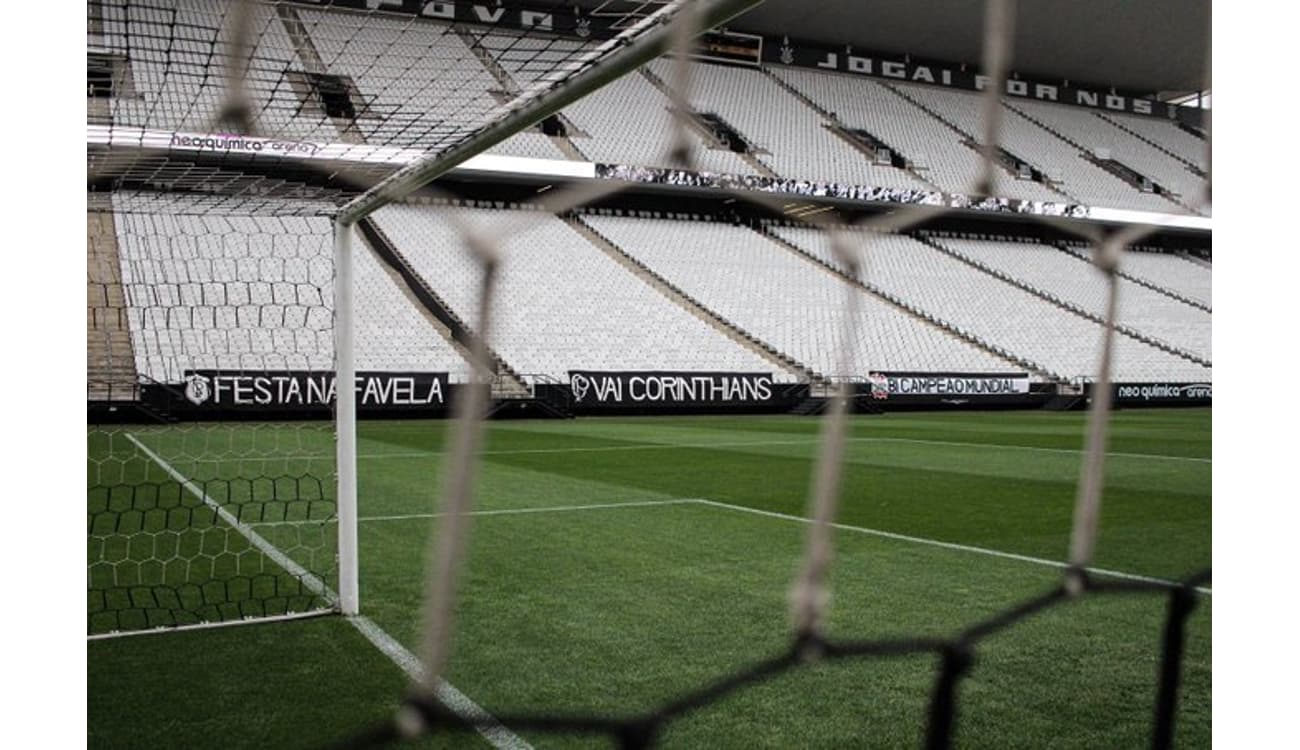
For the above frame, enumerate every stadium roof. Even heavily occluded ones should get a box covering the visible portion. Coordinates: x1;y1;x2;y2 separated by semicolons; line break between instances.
560;0;1210;97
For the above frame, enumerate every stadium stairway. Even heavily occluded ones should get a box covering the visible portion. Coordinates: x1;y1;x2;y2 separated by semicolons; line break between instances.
455;28;516;95
564;215;820;383
1054;243;1212;313
455;28;587;161
914;234;1212;369
758;225;1058;381
87;211;139;401
1178;252;1213;270
355;218;531;398
636;67;781;178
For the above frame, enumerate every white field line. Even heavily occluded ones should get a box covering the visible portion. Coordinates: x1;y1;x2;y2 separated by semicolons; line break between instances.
168;436;1211;465
247;498;698;527
861;436;1212;465
247;493;1209;597
689;499;1212;596
349;617;532;750
120;434;533;750
87;609;333;641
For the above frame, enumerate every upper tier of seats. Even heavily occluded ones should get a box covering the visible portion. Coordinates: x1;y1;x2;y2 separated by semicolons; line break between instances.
560;68;759;175
897;84;1191;214
768;67;1063;203
93;1;1208;215
295;7;551;158
1009;99;1205;209
1105;112;1208;171
647;58;931;191
111;193;471;382
96;0;338;142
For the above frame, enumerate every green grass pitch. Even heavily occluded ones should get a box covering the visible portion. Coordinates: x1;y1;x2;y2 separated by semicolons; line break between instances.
87;408;1211;748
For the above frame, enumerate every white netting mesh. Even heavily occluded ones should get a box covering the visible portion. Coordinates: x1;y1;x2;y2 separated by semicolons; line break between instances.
87;0;737;637
87;0;1210;744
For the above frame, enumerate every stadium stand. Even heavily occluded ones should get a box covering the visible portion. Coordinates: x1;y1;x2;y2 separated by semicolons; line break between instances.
768;67;1063;203
1008;99;1206;211
95;0;1206;216
295;6;556;157
648;58;932;190
560;69;760;174
894;82;1182;213
459;31;580;159
1100;112;1208;171
1111;248;1213;307
474;30;593;89
96;0;338;141
585;215;1018;377
769;225;1211;382
91;1;1211;390
929;238;1212;362
112;193;471;382
371;205;789;380
294;8;479;141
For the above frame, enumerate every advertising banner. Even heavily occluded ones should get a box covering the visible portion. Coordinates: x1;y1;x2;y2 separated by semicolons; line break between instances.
143;370;450;415
859;372;1043;408
762;37;1188;121
568;371;780;410
1111;382;1211;405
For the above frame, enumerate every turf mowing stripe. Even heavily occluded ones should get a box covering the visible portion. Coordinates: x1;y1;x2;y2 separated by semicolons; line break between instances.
689;499;1212;596
246;498;698;527
166;437;1210;464
123;434;533;750
867;437;1211;464
380;436;1212;463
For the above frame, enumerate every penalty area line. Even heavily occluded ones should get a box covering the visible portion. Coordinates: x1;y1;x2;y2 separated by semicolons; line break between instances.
121;434;533;750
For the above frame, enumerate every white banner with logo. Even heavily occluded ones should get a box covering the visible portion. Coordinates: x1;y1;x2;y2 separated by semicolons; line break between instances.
146;370;450;413
568;371;778;409
1113;382;1211;403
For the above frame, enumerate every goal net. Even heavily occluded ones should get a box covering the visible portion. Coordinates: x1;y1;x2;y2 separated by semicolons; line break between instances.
317;0;1210;746
87;0;764;636
88;0;1210;745
88;193;341;635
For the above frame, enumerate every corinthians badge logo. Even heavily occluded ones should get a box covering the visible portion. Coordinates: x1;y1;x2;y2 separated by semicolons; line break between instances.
779;36;794;65
570;373;591;402
184;374;212;405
